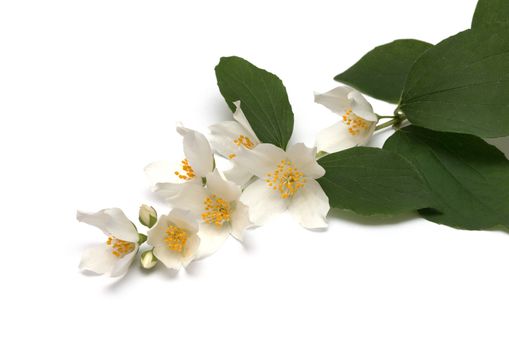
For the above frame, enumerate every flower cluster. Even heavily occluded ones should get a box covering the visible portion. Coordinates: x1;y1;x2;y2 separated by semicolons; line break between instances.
76;86;379;277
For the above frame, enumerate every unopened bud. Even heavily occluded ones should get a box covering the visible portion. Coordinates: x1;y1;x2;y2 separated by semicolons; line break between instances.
139;204;157;228
140;250;158;269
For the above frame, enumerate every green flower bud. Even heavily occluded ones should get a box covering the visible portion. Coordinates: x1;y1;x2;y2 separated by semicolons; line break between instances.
140;250;158;269
139;204;157;228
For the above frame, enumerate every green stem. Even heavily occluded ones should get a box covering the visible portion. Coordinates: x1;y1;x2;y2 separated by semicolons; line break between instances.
375;117;407;131
377;115;397;120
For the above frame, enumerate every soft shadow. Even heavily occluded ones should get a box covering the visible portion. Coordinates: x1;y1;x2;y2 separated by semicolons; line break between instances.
205;96;234;123
239;229;257;253
105;267;139;292
185;260;204;277
328;207;420;227
81;270;101;277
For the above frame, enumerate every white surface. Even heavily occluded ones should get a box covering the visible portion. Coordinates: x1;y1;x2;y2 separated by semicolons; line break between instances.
2;0;509;349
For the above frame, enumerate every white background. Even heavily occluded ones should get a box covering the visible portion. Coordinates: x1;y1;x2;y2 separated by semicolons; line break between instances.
2;0;509;349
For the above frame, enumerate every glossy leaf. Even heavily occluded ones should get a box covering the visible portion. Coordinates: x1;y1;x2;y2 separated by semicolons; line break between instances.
335;39;433;104
472;0;509;30
399;29;509;138
317;147;432;216
384;126;509;230
215;56;294;149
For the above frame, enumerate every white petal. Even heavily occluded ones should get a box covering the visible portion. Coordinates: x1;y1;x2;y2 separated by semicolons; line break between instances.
167;208;199;235
79;244;137;278
231;201;251;241
195;222;230;259
224;164;254;188
182;234;201;267
144;161;178;188
288;179;329;229
164;183;207;217
109;248;138;278
209;120;250;158
348;90;377;122
76;208;138;243
232;101;260;143
286;143;325;179
206;169;241;202
316;121;376;154
179;127;214;177
314;86;354;115
234;143;286;179
240;179;287;225
153;244;184;270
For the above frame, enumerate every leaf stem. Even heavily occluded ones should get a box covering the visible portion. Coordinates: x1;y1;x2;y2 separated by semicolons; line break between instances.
375;117;406;131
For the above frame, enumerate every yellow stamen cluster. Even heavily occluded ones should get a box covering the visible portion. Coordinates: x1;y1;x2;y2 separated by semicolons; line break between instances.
229;135;255;159
174;159;195;180
202;195;231;226
234;135;255;149
342;109;370;136
165;225;188;253
106;236;135;258
266;160;306;199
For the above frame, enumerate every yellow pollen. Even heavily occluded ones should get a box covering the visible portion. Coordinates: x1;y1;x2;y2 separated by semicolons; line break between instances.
174;159;196;181
341;108;370;136
233;135;255;150
266;160;306;199
165;225;188;253
228;153;237;159
201;195;231;226
106;236;135;258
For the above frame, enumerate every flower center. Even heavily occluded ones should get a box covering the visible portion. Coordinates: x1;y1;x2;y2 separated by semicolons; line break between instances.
165;225;188;253
342;109;370;136
106;236;135;258
174;159;196;180
202;195;231;226
229;135;255;159
266;160;306;199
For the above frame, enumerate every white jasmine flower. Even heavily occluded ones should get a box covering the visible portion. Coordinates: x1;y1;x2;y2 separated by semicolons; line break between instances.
168;169;251;258
314;86;378;154
76;208;140;278
147;209;201;270
234;143;329;229
209;101;260;186
145;124;214;201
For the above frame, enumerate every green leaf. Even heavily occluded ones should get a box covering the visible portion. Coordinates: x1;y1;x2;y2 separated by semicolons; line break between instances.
335;39;433;104
215;56;294;149
399;29;509;138
384;126;509;230
472;0;509;31
317;147;432;216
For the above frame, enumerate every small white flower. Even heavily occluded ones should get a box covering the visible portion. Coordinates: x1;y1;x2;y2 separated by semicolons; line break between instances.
314;86;378;154
167;169;251;258
77;208;139;278
209;101;260;186
234;143;330;229
147;209;201;270
145;124;214;201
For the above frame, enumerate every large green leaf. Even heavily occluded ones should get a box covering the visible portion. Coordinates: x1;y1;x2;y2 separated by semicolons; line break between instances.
317;147;432;216
335;39;433;104
472;0;509;30
399;29;509;138
384;126;509;230
215;56;294;149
